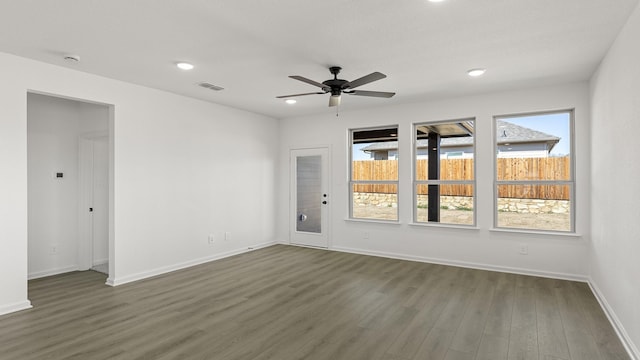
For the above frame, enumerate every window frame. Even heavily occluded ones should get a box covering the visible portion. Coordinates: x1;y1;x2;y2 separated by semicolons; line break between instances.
412;119;477;227
348;125;400;222
492;109;576;233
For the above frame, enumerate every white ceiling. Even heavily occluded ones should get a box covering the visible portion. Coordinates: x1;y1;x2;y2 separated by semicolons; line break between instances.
1;0;638;119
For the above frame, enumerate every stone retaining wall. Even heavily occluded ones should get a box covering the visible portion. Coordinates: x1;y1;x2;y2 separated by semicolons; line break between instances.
353;192;570;214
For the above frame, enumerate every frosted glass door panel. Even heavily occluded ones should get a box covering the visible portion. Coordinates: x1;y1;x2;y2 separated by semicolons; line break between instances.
296;155;321;233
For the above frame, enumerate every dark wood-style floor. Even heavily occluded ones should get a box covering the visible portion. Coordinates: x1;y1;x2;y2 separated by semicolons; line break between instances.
0;245;629;360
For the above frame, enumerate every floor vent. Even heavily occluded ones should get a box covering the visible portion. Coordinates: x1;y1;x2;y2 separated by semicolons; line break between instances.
198;82;224;91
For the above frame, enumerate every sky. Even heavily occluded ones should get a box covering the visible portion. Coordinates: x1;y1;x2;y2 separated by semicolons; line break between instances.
502;112;571;156
352;112;571;160
352;143;373;160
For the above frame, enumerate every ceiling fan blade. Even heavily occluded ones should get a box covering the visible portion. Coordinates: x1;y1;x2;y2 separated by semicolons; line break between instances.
329;95;341;107
289;75;329;90
347;72;387;89
349;90;396;98
276;92;325;98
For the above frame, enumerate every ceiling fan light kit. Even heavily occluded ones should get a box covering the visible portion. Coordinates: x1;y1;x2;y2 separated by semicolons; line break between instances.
277;66;396;107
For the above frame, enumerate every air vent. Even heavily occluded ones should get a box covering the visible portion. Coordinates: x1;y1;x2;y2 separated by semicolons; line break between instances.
198;82;224;91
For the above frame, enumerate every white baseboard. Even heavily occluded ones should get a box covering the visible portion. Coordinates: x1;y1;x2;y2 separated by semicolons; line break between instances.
330;246;588;282
107;241;276;287
28;265;78;280
0;300;32;317
588;280;639;360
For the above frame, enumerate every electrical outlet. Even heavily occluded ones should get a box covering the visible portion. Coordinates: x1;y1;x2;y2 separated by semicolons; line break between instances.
51;245;58;254
225;232;231;241
519;244;529;255
208;234;215;245
363;232;370;239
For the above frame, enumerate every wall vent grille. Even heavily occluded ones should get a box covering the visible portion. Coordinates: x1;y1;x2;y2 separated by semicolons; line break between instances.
197;82;224;91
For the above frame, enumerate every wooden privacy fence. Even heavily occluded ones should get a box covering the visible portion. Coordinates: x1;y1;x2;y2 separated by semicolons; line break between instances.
352;157;570;200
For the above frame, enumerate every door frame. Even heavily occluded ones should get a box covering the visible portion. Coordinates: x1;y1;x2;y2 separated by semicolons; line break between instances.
289;146;331;248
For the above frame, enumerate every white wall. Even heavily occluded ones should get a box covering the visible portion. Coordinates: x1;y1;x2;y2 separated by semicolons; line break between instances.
0;52;279;315
590;1;640;357
278;82;591;279
27;93;108;279
0;59;30;315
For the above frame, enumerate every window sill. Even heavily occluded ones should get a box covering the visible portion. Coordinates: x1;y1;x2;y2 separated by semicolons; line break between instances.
489;228;582;238
409;222;480;230
344;218;402;225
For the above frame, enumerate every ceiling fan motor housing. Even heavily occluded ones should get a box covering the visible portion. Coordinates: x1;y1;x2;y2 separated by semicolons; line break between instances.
323;80;349;95
323;67;350;95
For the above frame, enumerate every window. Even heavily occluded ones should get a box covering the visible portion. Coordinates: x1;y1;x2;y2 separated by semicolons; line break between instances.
350;126;399;221
414;119;475;226
494;111;574;232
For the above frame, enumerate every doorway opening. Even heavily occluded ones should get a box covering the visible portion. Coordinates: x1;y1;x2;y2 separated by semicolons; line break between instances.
27;92;113;284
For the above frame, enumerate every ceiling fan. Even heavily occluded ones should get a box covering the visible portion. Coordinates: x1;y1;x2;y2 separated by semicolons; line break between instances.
277;66;396;107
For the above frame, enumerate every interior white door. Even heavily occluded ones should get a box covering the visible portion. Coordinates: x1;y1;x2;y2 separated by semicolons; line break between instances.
91;137;109;268
290;148;329;248
78;135;109;273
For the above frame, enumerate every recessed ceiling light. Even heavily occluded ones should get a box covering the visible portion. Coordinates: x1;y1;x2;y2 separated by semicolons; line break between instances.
428;0;446;2
176;62;194;70
285;99;297;105
467;68;486;77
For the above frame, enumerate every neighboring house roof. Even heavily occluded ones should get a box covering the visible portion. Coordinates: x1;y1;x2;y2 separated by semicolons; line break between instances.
361;120;560;152
495;120;560;144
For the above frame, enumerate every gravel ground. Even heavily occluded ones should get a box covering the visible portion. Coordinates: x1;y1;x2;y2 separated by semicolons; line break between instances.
353;206;570;231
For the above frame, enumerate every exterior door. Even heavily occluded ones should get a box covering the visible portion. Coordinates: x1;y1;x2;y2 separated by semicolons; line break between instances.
290;148;329;248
